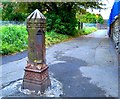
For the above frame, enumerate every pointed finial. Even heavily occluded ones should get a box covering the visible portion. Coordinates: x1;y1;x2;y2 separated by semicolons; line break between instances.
27;9;46;20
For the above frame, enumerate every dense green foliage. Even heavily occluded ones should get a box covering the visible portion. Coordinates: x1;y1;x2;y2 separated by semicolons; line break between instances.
78;12;104;24
97;14;104;24
45;11;77;36
2;2;103;35
1;25;28;55
2;2;27;21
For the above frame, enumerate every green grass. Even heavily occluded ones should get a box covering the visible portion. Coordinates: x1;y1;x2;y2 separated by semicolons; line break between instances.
80;27;97;35
1;25;97;55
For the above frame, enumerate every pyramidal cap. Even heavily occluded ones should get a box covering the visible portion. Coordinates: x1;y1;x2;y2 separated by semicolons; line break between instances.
27;9;46;29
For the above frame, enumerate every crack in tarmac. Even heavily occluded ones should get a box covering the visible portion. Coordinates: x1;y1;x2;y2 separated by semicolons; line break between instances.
1;78;23;89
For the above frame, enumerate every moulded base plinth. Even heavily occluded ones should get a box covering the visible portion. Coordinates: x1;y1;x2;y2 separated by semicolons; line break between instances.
22;65;51;93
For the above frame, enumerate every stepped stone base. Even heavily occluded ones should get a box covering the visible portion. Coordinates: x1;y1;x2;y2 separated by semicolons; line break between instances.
22;64;51;93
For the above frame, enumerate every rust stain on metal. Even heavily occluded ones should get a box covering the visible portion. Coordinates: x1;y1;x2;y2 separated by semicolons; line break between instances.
22;9;51;93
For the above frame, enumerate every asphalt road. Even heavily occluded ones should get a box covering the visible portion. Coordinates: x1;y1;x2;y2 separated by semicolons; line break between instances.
0;30;118;98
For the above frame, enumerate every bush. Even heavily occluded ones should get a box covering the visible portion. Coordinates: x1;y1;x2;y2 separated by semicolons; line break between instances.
1;25;28;55
78;12;104;24
45;11;78;36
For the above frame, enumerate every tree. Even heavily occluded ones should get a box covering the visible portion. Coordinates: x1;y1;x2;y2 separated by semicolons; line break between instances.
2;2;27;21
97;14;104;24
78;12;104;24
2;2;104;35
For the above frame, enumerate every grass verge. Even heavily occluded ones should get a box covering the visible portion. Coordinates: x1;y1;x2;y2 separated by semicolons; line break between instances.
80;27;97;35
1;25;97;55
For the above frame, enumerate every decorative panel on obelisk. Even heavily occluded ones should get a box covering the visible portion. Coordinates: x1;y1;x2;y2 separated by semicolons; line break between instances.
22;9;51;93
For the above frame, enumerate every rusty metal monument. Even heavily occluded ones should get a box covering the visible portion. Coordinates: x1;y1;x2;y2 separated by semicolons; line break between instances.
22;9;51;92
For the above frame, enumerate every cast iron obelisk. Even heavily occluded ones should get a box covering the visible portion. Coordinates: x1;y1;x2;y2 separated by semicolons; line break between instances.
22;9;51;92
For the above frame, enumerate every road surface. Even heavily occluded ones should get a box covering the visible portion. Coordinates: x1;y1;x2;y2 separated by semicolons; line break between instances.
0;30;118;97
